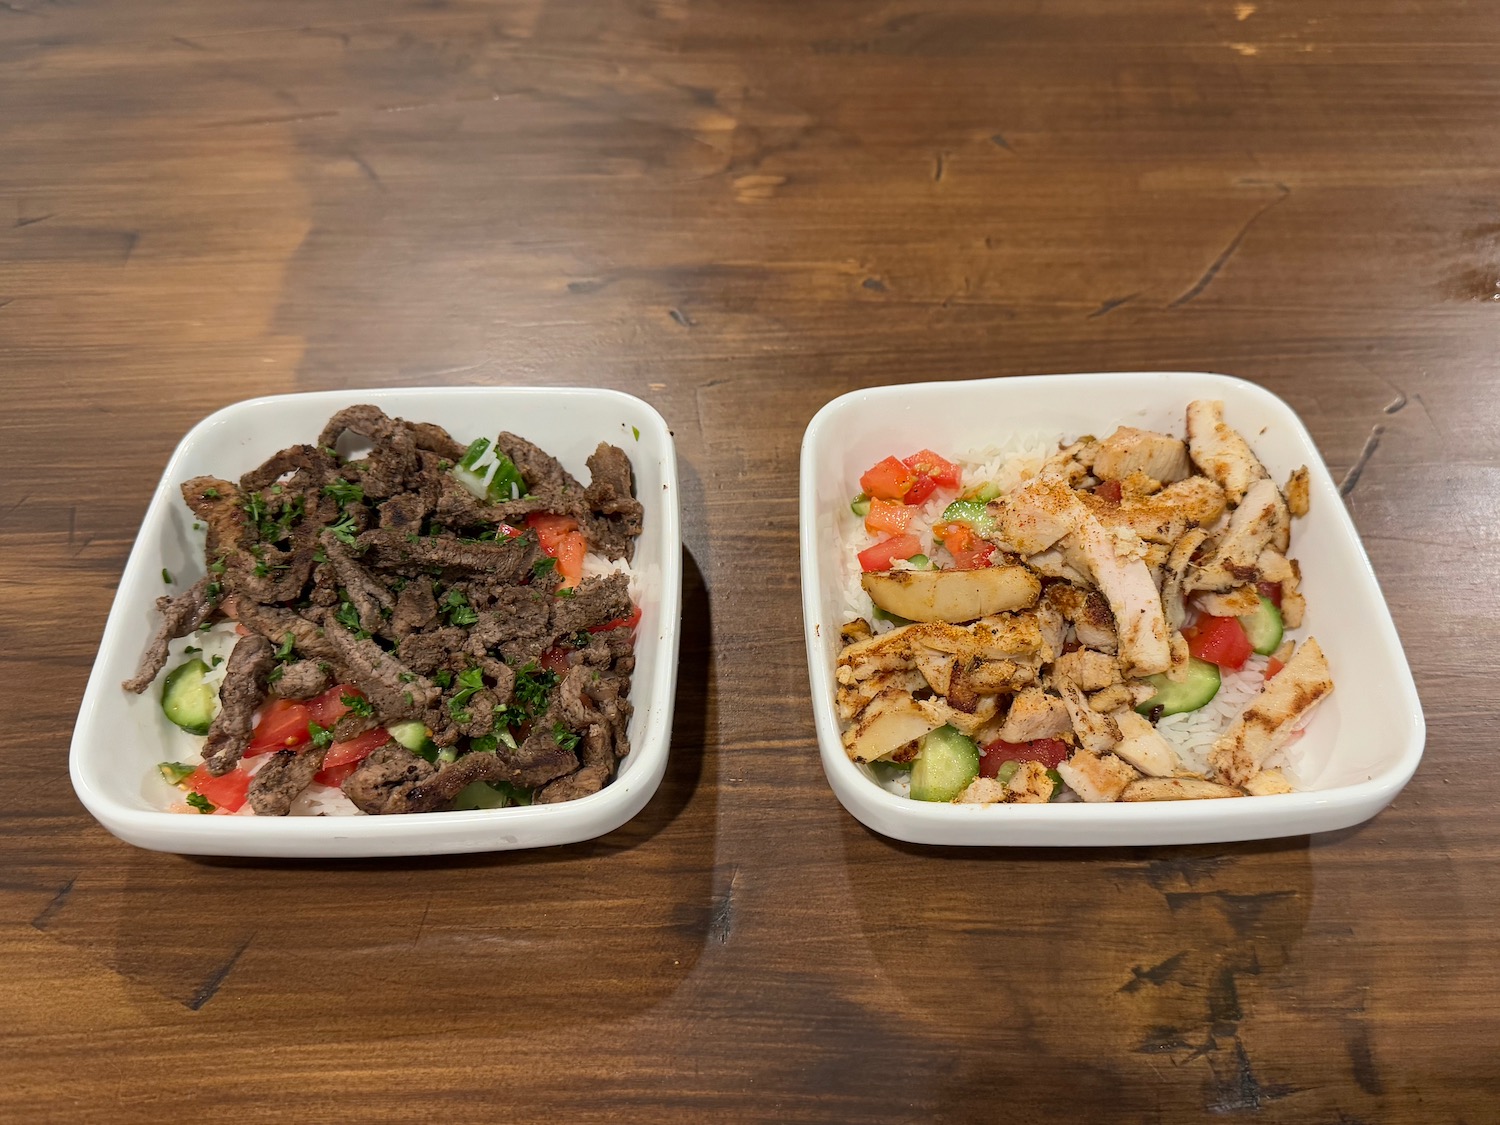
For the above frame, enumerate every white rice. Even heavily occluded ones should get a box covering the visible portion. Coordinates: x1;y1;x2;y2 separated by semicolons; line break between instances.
164;549;640;817
836;434;1310;797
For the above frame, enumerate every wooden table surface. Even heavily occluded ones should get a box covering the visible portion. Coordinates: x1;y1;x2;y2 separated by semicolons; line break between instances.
3;1;1497;1120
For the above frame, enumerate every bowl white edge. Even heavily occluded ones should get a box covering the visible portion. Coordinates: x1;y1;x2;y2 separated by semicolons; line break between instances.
70;386;683;858
798;371;1426;847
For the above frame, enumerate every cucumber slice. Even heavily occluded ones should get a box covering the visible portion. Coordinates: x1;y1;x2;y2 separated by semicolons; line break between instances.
939;499;997;537
872;604;915;627
1239;595;1284;655
909;725;980;801
452;781;510;811
1135;658;1222;717
161;658;217;735
906;554;934;571
158;761;195;785
387;719;440;762
850;493;871;517
966;482;1001;503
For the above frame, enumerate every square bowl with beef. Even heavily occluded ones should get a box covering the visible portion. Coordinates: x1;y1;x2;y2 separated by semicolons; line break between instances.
71;387;681;858
799;371;1424;846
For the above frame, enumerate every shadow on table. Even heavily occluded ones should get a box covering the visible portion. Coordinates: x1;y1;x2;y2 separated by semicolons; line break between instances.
836;815;1327;1116
72;546;715;1028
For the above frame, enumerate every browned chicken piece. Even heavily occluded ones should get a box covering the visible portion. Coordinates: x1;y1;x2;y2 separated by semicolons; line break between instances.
1092;426;1194;484
1025;547;1089;585
1058;681;1122;754
1160;527;1209;632
1257;549;1306;629
917;693;1000;737
993;477;1081;555
997;686;1072;742
1120;470;1163;498
1051;648;1121;692
841;686;942;762
1087;684;1135;713
1122;778;1243;801
1078;475;1227;545
1038;436;1102;486
837;667;926;722
1185;399;1269;505
951;658;1040;701
1243;769;1294;796
1044;584;1118;652
1056;749;1139;802
1195;585;1262;616
1071;511;1172;677
1210;637;1333;785
1111;710;1181;776
956;761;1055;805
1284;465;1311;517
1188;478;1290;592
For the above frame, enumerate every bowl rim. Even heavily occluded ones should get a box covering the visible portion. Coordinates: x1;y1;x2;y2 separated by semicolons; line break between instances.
798;370;1426;845
70;385;682;855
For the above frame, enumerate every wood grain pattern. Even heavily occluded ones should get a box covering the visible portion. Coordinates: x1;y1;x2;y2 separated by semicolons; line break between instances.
3;0;1498;1120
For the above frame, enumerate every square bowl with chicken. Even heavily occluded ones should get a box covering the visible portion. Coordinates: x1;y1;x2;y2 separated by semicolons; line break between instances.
798;372;1423;846
71;387;681;858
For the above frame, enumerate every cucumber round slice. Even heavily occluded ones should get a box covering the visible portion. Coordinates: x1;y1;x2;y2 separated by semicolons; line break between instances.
161;658;217;735
909;725;980;801
850;493;871;517
1238;595;1284;655
1135;658;1222;717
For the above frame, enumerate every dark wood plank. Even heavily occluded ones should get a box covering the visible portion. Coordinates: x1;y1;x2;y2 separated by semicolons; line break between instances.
2;0;1498;1120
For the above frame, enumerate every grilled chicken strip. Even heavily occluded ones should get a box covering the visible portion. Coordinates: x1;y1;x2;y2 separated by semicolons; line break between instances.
1185;399;1269;505
1209;637;1334;785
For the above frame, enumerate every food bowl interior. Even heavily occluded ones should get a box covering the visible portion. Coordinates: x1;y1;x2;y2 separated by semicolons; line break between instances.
800;372;1424;845
72;387;680;857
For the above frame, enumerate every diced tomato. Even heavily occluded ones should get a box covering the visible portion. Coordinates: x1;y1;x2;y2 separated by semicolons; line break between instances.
1184;615;1253;671
495;522;524;539
234;624;251;636
589;605;643;634
979;737;1070;776
902;450;961;489
859;456;917;502
902;473;938;507
1265;656;1285;680
1093;479;1123;504
935;522;994;570
321;728;391;772
865;497;915;536
246;699;313;757
1256;580;1283;608
306;683;364;728
539;646;572;676
314;761;360;788
526;512;587;588
186;764;252;813
857;534;923;572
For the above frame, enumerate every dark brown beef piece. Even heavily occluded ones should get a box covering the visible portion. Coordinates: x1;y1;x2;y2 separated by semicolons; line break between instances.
466;587;554;667
318;405;418;499
395;627;469;676
357;529;541;583
378;491;431;534
322;621;439;721
496;432;584;496
203;633;275;775
247;747;327;816
238;443;333;493
181;476;251;562
582;443;643;561
322;536;394;635
342;744;438;814
390;580;438;637
406;420;467;462
331;710;379;743
271;659;330;700
122;577;217;693
536;723;612;804
551;572;633;635
225;598;340;662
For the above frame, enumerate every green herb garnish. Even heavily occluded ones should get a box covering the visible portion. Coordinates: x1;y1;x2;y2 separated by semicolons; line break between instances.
186;792;215;814
552;723;581;752
458;438;491;470
308;721;335;750
323;480;365;506
341;692;375;718
161;568;173;584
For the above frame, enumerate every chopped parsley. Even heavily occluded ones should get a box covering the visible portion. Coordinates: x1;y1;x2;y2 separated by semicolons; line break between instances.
632;425;640;441
554;586;575;599
340;692;374;717
514;662;560;714
209;556;226;575
552;723;581;752
531;557;557;580
329;511;359;548
161;568;173;584
434;669;453;688
211;655;224;668
446;667;485;722
441;588;479;627
308;721;335;750
313;547;329;564
274;632;296;663
202;487;220;500
458;437;491;470
183;645;201;655
334;595;369;640
323;480;365;506
186;792;215;814
470;734;499;753
493;703;527;730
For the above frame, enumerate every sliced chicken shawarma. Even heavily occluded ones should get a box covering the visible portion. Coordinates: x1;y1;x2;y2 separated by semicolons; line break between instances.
1185;399;1269;505
1092;426;1193;484
1209;637;1334;785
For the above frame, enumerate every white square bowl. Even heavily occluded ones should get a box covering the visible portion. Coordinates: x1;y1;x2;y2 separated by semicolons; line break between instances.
71;387;681;858
799;372;1424;847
